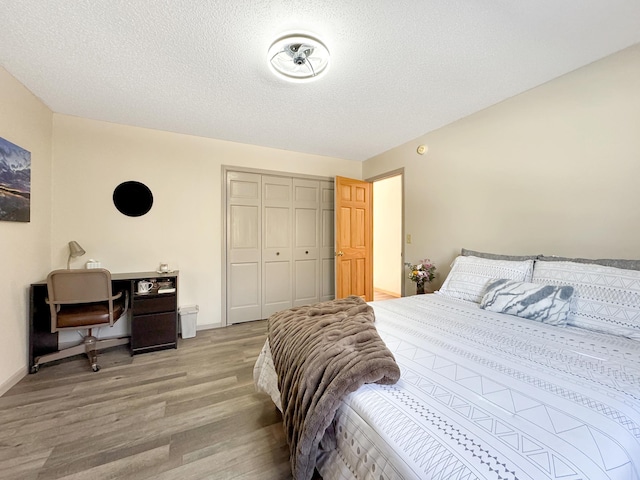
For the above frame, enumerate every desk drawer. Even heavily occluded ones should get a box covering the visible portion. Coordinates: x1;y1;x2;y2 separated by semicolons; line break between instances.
132;294;176;315
131;312;177;351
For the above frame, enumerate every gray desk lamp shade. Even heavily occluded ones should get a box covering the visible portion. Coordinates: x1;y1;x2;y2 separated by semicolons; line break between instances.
67;241;86;269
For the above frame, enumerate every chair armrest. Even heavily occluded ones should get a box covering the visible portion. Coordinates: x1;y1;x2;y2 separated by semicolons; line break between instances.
111;290;129;316
44;297;62;312
121;290;129;316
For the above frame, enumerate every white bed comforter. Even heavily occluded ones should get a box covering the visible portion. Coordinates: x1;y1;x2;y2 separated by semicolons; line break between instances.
254;294;640;480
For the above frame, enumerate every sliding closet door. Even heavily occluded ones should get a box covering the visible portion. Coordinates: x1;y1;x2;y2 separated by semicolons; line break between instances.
293;179;320;306
320;181;335;301
262;176;293;318
225;169;335;325
226;172;262;323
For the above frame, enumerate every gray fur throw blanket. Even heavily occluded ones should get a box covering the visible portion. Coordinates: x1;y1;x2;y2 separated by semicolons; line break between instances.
268;295;401;480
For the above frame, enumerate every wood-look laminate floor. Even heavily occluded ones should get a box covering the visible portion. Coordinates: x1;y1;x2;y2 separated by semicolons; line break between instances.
0;320;294;480
373;289;400;301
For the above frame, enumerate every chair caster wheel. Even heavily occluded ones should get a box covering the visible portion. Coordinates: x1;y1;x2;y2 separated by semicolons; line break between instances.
30;364;39;374
92;364;100;372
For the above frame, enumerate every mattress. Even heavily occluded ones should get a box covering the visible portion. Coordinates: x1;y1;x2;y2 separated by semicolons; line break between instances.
254;294;640;480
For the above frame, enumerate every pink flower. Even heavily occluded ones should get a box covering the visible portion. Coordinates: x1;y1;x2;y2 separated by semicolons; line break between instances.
405;258;436;284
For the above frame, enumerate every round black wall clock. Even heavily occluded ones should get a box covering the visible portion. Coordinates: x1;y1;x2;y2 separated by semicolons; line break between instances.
112;181;153;217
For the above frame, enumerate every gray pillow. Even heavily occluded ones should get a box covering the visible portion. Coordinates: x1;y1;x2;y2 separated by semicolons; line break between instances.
538;255;640;271
461;248;540;261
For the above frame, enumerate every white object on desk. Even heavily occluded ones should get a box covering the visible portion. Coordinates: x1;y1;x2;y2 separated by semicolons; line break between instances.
138;280;154;293
86;259;101;269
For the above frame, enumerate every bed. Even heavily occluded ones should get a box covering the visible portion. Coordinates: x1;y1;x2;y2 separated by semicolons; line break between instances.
254;254;640;480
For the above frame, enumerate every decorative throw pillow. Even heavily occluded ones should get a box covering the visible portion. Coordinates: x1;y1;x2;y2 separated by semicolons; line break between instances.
480;279;574;326
532;261;640;339
437;256;534;303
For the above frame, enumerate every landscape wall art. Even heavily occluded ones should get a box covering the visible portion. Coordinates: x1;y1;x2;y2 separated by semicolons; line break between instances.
0;136;31;222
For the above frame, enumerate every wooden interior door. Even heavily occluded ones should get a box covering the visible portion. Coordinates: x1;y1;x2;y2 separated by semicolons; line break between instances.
335;176;373;301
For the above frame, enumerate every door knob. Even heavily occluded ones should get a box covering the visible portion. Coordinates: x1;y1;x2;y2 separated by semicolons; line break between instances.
276;252;280;256
335;251;344;257
305;251;309;254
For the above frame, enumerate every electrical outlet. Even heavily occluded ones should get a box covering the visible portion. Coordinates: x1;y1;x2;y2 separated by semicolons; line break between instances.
406;234;412;244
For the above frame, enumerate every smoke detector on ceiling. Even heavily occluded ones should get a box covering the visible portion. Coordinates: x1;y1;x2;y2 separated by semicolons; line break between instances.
268;34;330;82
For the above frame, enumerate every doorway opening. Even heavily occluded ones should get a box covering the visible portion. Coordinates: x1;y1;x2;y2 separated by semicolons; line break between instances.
371;172;403;301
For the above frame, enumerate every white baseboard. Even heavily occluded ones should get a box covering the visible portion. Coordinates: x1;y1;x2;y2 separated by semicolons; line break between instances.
196;323;222;331
0;366;26;397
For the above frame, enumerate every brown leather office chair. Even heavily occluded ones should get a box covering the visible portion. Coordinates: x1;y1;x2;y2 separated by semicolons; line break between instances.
33;269;130;372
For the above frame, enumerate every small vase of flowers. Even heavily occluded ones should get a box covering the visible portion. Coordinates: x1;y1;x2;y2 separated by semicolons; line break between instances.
404;259;436;294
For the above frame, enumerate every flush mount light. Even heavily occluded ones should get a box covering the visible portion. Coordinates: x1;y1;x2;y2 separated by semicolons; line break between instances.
268;34;330;82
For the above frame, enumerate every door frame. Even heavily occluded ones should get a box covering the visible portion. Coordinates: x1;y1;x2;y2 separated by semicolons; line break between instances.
366;168;405;299
221;165;334;326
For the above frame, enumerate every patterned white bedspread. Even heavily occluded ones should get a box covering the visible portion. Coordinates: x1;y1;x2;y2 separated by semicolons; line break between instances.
255;294;640;480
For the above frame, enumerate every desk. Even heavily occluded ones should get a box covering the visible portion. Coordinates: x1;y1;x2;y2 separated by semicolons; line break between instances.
29;271;179;373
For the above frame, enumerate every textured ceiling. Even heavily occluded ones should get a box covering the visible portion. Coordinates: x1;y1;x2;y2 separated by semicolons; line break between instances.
1;1;639;161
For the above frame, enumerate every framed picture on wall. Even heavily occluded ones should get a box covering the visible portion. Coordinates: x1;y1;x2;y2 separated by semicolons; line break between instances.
0;136;31;222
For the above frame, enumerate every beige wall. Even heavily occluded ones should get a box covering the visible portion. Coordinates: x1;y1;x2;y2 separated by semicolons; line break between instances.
373;176;402;296
5;41;639;389
0;68;53;393
364;44;640;293
52;115;361;331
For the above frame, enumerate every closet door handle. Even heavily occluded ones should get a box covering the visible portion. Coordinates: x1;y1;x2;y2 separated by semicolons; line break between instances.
276;252;280;256
305;251;309;254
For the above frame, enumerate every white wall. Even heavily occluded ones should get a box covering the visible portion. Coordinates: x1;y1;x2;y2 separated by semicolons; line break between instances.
373;176;402;296
0;68;52;393
364;44;640;293
52;115;361;329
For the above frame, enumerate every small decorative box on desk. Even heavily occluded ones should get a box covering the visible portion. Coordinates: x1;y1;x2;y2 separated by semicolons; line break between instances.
129;271;179;354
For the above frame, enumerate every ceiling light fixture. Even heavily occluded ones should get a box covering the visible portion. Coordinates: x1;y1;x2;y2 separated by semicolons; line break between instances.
268;34;330;82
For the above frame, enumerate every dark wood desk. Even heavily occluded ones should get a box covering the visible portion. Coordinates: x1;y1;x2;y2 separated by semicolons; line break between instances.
29;271;179;372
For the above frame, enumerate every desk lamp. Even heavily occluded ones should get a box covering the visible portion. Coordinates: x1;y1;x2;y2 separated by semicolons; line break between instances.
67;241;86;269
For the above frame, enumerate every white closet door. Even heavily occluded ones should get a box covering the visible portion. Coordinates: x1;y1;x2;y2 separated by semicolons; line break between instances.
293;179;320;306
226;172;262;323
320;180;335;301
262;176;293;318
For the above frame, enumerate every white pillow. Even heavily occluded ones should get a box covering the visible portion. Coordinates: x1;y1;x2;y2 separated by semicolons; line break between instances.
532;261;640;339
437;256;534;303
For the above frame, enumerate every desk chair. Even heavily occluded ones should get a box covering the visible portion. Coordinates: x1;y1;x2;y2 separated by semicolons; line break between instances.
33;269;130;372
